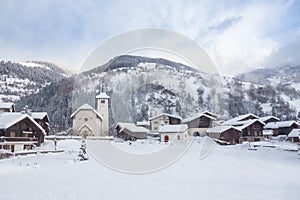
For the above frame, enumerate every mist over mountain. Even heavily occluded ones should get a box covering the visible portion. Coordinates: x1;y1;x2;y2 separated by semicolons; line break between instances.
1;55;300;133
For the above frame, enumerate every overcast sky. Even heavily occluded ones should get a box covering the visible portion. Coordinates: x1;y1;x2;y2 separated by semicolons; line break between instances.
0;0;299;76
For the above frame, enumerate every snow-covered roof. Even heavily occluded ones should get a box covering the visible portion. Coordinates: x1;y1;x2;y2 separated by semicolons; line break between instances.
159;124;188;133
288;129;300;138
31;112;49;121
182;113;216;123
227;119;265;131
0;112;46;134
0;102;14;109
96;93;110;99
201;111;218;118
264;121;299;129
206;125;241;133
136;121;150;126
263;130;273;136
70;103;102;120
149;113;182;121
116;123;149;133
259;116;280;123
223;113;259;125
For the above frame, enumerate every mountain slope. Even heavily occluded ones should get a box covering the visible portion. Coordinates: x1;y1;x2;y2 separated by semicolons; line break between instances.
0;60;71;102
10;55;300;132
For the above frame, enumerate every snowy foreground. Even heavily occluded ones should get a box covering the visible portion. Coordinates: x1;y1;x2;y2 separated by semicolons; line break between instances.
0;138;300;200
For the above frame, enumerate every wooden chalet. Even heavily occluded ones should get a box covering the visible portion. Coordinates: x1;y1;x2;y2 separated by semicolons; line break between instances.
0;112;46;152
31;112;50;135
264;121;299;136
115;122;149;141
223;114;264;142
288;129;300;143
207;125;241;145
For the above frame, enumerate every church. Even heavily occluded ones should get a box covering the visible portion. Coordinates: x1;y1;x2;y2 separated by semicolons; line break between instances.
71;93;110;137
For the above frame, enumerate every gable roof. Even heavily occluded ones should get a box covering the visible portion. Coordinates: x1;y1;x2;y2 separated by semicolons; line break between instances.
207;125;241;134
31;112;50;122
224;119;265;131
0;112;46;134
70;103;102;120
288;129;300;138
116;123;149;133
182;113;216;124
149;113;182;121
223;113;259;125
259;116;280;123
96;93;110;99
201;111;218;118
264;121;300;129
159;124;188;133
0;102;15;110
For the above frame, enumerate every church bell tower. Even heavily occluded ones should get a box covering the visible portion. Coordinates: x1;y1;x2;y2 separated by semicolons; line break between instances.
96;92;110;136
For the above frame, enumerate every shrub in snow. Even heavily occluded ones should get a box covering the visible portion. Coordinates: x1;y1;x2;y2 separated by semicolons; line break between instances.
78;140;88;161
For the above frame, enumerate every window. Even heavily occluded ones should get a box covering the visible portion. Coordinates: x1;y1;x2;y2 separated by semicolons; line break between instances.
84;118;88;122
154;121;158;124
177;135;180;140
101;100;105;104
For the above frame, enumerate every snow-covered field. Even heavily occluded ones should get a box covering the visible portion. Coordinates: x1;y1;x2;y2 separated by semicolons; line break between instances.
0;138;300;200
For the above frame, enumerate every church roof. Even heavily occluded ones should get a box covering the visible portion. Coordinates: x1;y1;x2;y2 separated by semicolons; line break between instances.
70;103;103;120
96;93;110;99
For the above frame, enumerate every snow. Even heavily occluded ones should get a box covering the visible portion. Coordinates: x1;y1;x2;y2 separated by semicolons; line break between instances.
70;103;102;119
0;138;300;200
207;125;240;133
263;130;273;136
259;116;279;123
18;61;52;71
159;124;188;133
0;112;45;133
264;121;299;129
95;92;110;99
116;122;149;133
182;113;216;123
31;112;48;120
0;102;14;109
288;129;300;138
223;113;259;125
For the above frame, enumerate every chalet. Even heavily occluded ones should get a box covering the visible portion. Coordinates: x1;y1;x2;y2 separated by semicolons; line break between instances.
115;123;149;141
149;113;181;132
31;112;50;135
259;116;280;124
0;112;46;152
223;117;265;142
288;129;300;143
182;113;216;136
207;125;241;145
264;121;299;136
0;102;15;114
159;124;188;142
